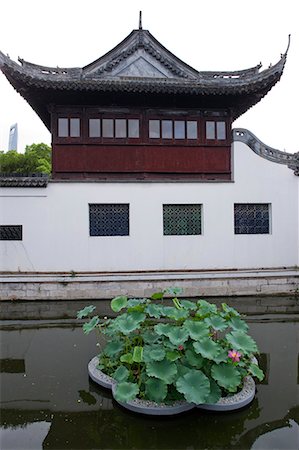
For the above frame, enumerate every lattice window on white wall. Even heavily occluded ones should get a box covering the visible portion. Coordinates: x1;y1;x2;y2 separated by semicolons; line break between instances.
89;204;129;236
163;204;202;235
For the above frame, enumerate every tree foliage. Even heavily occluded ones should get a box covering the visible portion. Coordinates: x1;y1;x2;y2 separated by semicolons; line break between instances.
0;143;51;174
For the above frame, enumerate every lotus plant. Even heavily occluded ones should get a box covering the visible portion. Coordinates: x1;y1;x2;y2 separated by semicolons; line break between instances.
77;289;264;405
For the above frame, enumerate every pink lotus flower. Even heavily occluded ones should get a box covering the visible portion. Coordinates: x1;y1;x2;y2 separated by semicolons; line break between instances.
228;349;241;362
177;345;184;351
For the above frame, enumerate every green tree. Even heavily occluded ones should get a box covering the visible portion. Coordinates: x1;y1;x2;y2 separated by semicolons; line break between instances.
0;143;51;174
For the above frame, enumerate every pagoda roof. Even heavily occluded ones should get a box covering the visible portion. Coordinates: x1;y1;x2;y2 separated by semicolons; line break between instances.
0;29;290;129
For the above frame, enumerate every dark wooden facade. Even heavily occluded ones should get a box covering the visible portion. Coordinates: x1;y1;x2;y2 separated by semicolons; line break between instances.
51;106;231;180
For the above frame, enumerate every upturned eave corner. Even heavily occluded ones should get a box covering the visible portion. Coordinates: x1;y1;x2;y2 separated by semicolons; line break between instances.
232;128;299;175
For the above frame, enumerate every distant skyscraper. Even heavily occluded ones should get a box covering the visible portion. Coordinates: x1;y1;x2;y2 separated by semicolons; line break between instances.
8;123;18;150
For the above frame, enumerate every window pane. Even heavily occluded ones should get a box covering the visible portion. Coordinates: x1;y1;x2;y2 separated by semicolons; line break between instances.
89;119;101;137
162;120;173;139
234;204;270;234
0;225;22;240
115;119;127;138
149;120;160;138
58;118;68;137
89;204;129;236
187;121;198;139
70;118;80;137
128;119;140;138
206;121;215;139
102;119;114;138
174;121;185;139
216;121;226;140
163;204;202;235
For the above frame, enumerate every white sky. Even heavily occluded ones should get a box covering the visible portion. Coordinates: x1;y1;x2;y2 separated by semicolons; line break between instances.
0;0;298;153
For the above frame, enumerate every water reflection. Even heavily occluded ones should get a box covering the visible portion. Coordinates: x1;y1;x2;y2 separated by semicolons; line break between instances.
0;301;298;450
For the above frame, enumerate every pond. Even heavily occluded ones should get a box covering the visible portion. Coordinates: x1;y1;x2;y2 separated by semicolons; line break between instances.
0;297;298;449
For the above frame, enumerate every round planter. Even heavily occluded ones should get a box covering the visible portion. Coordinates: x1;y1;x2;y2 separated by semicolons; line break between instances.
88;356;115;389
111;384;194;416
88;357;256;414
196;376;256;412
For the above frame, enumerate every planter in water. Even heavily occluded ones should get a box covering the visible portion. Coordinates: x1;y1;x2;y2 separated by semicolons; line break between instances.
79;289;263;416
88;356;256;415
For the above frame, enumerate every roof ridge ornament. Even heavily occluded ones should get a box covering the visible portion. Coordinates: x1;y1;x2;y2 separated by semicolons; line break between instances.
281;34;291;57
139;11;142;30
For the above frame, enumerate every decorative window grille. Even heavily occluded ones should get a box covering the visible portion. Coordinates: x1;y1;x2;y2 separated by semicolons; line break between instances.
89;204;129;236
234;204;270;234
0;225;22;240
163;204;202;235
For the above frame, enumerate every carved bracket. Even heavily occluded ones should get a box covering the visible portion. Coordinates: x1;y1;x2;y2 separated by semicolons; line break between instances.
232;128;299;176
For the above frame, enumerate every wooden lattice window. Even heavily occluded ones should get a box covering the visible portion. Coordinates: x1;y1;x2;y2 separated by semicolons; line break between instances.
89;204;129;236
0;225;23;240
163;204;202;235
234;204;270;234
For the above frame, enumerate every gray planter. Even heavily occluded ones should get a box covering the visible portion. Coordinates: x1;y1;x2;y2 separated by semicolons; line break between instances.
111;384;194;415
88;356;115;389
196;376;256;412
88;357;256;415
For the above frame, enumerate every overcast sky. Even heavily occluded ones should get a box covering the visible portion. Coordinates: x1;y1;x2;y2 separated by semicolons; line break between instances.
0;0;298;153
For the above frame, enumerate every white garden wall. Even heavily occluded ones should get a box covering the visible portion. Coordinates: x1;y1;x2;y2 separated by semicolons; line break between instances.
0;140;298;273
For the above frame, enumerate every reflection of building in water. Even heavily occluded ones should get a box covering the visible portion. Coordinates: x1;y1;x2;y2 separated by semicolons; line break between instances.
0;315;298;449
8;123;18;150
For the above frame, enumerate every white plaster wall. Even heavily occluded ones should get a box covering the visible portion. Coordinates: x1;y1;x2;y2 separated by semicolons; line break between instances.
0;141;298;272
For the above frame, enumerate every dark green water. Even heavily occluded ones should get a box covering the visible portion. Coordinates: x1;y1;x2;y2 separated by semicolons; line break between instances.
0;298;298;449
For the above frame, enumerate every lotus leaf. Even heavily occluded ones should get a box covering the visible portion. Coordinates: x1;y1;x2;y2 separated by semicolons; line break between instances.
127;298;147;307
193;338;222;361
145;378;168;402
104;340;124;357
166;351;181;362
180;300;197;311
213;348;229;364
166;327;189;346
184;320;210;340
116;312;146;334
163;307;189;320
146;359;177;383
176;370;210;404
120;353;133;364
143;346;165;362
154;323;175;336
111;296;128;312
113;365;129;382
228;317;249;332
197;300;218;316
226;331;258;354
151;292;164;300
221;303;240;317
83;316;99;334
176;363;193;378
77;305;96;319
132;346;144;363
141;330;161;344
184;349;204;368
249;363;264;381
211;363;242;392
204;315;228;331
145;303;162;318
114;382;139;403
164;287;183;296
204;379;222;404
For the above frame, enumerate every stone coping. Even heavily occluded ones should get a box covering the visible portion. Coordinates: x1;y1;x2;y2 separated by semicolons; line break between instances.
1;268;298;284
